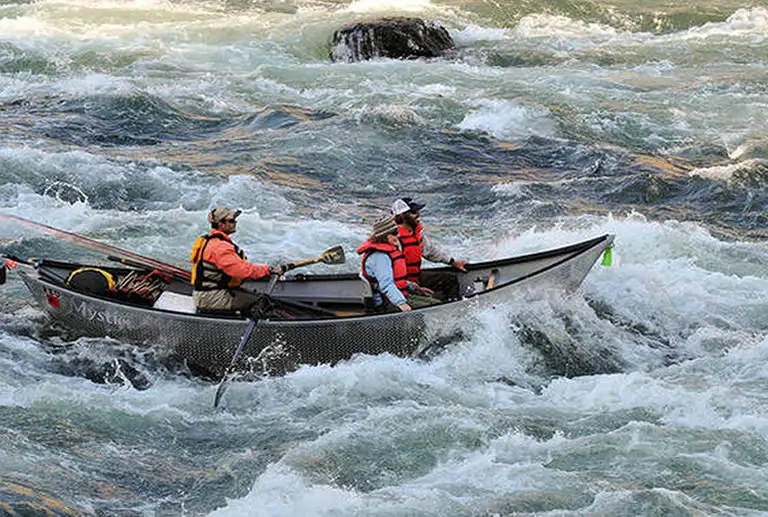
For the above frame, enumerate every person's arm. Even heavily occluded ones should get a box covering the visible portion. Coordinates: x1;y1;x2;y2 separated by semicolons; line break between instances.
422;232;468;271
365;253;408;307
422;232;456;265
407;281;434;297
209;241;271;280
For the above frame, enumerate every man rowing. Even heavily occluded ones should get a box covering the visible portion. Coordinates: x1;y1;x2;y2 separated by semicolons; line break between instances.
190;207;283;313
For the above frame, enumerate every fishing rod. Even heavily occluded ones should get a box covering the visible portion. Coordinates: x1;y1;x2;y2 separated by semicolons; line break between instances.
0;213;191;279
107;255;190;281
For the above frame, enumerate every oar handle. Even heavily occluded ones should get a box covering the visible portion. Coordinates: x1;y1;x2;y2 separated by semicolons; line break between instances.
1;256;28;286
1;254;27;267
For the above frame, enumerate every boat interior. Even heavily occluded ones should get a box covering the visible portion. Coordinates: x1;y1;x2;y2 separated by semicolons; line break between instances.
13;234;610;320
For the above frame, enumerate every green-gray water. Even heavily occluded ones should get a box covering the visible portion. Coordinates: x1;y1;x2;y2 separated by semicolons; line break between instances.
1;0;767;515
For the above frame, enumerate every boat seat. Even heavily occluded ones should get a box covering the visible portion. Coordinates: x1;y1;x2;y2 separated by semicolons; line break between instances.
486;269;499;290
358;273;376;311
358;272;373;299
153;291;197;314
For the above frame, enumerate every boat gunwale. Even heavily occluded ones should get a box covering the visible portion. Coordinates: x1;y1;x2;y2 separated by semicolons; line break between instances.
17;233;614;324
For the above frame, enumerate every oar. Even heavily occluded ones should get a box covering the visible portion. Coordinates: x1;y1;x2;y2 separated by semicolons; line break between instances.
213;245;346;408
213;274;279;408
282;245;345;271
0;213;190;280
2;215;347;284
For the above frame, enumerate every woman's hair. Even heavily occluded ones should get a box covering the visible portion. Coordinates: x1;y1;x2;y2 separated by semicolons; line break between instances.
370;231;396;244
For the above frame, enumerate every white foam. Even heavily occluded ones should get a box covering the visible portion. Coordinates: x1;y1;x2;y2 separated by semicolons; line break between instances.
689;158;767;181
209;464;362;516
451;24;510;45
514;14;621;40
3;214;768;516
353;104;427;126
729;137;768;160
457;99;556;140
0;147;352;256
671;7;768;41
342;0;435;15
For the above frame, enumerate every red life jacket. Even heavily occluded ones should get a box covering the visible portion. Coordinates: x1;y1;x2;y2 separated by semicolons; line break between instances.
356;240;409;299
398;223;423;283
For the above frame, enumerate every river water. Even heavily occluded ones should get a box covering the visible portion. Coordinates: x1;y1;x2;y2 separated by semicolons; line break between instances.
1;0;768;515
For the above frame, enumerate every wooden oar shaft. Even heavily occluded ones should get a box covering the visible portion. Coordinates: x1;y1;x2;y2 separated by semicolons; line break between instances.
284;247;344;271
213;274;280;408
289;256;321;268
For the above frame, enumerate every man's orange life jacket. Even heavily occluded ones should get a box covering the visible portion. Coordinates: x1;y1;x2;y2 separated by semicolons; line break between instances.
189;233;247;290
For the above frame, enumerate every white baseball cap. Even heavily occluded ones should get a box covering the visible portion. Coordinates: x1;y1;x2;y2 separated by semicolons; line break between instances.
391;197;425;215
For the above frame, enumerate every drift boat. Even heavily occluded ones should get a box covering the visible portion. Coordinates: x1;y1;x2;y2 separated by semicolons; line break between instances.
3;234;614;377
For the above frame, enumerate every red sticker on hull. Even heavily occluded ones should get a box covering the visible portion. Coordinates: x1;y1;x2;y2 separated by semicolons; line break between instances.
45;289;61;309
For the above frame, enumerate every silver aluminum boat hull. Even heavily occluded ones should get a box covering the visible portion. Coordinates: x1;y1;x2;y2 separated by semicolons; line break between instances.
16;234;614;376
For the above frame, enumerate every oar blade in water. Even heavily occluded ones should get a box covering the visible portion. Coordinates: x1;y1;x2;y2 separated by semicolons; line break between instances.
213;369;235;408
